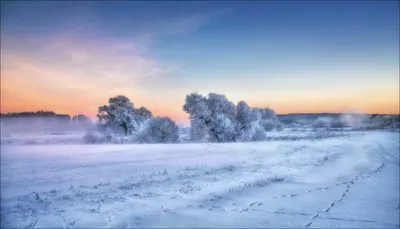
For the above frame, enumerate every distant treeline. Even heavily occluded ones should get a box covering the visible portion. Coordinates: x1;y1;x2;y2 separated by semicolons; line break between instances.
1;111;71;120
277;113;399;124
0;111;91;124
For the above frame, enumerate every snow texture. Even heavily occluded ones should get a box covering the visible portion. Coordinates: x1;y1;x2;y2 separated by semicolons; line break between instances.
1;131;399;228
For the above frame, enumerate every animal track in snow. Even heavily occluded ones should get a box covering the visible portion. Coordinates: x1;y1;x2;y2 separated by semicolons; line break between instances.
303;163;386;228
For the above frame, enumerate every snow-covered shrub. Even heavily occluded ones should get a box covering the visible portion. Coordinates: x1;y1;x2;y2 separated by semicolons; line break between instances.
260;119;275;131
110;136;134;144
391;122;400;129
311;118;330;129
251;127;267;141
313;127;328;138
275;122;284;131
330;118;344;128
83;132;117;144
371;115;400;130
82;132;100;144
138;117;179;143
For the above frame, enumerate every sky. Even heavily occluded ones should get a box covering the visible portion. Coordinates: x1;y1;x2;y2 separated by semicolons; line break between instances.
1;1;399;124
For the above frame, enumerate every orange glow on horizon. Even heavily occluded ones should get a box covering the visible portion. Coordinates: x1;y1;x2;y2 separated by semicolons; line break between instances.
1;36;398;125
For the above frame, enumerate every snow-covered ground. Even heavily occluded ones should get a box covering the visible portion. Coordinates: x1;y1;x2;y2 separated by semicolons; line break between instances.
1;131;399;228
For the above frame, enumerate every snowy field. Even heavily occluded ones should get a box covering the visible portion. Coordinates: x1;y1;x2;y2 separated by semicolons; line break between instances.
1;131;399;228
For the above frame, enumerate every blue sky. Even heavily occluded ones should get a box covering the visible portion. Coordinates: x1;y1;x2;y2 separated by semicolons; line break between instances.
1;1;399;123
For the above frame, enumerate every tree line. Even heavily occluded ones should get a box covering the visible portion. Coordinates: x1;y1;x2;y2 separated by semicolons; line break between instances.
1;111;92;125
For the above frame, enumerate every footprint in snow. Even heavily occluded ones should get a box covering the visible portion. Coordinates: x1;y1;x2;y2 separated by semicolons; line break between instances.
304;222;312;227
323;207;331;212
249;202;257;206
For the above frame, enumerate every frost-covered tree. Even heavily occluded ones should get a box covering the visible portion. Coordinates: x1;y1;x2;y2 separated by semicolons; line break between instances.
72;114;92;125
236;101;253;132
206;93;236;121
139;117;179;143
183;92;210;141
97;95;139;136
250;108;262;121
252;107;279;131
236;101;259;141
258;107;278;122
183;92;238;142
205;93;237;142
183;92;276;142
207;114;236;142
135;107;153;128
190;119;208;142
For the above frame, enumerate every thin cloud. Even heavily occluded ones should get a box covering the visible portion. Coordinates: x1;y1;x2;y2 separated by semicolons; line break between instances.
0;5;234;119
146;7;235;37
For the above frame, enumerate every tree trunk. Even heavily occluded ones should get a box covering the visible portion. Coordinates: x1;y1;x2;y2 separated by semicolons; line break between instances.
121;123;128;136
